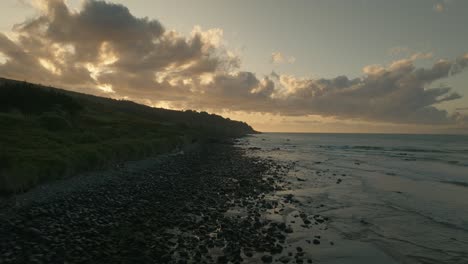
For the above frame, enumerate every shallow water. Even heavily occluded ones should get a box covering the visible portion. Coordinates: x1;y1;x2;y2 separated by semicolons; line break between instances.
239;133;468;264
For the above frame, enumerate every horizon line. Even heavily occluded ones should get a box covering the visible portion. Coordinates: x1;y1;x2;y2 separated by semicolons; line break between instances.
255;131;468;136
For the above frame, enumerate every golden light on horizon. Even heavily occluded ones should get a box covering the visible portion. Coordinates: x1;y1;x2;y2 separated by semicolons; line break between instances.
0;52;6;64
0;0;467;134
39;58;61;75
96;83;115;93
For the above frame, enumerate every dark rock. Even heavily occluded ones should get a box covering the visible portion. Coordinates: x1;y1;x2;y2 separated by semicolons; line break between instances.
261;255;273;263
279;255;291;263
248;147;261;150
0;144;293;264
27;227;42;236
217;255;228;263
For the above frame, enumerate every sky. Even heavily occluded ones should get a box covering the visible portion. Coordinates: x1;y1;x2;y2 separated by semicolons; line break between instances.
0;0;468;133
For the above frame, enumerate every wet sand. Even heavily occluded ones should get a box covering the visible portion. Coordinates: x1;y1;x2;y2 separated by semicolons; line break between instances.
238;133;468;264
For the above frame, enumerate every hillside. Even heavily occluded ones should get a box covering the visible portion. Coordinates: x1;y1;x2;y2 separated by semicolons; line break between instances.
0;77;256;194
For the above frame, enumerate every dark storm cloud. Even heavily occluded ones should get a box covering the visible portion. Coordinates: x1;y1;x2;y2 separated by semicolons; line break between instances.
0;0;467;128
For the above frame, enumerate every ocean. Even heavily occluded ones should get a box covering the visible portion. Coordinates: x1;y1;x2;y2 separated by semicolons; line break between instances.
239;133;468;264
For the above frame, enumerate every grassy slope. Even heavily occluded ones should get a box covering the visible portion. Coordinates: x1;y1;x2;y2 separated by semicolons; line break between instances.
0;78;255;194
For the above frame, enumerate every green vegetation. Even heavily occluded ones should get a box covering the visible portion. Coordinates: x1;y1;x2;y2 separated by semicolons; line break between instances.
0;78;255;194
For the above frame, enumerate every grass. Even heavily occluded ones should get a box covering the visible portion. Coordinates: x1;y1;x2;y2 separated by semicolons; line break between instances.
0;78;255;194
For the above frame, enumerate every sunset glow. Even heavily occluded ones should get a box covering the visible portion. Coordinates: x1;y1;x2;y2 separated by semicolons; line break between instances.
0;0;467;133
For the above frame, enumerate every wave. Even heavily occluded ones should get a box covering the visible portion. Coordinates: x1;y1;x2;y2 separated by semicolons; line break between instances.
315;145;468;167
355;146;451;153
318;145;450;154
440;181;468;188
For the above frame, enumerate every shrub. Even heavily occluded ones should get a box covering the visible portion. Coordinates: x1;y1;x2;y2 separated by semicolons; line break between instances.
38;112;72;131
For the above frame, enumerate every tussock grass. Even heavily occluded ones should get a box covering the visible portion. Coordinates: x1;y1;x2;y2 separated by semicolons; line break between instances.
0;78;254;194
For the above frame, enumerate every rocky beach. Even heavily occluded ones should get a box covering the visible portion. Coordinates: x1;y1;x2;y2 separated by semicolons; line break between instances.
0;141;325;264
1;0;467;263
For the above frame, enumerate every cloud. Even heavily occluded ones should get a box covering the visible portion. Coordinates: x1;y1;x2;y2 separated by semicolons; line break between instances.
388;46;410;56
410;52;433;60
434;3;445;12
433;0;453;13
271;51;296;64
0;0;238;92
169;53;468;126
0;0;467;130
261;55;468;125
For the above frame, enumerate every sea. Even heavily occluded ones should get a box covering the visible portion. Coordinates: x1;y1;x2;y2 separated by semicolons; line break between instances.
238;133;468;264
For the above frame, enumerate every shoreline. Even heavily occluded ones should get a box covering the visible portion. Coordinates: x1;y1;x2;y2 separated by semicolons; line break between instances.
239;133;468;264
0;142;314;263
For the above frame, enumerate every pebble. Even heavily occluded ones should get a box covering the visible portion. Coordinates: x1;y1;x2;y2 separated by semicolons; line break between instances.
261;255;273;263
0;144;324;264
